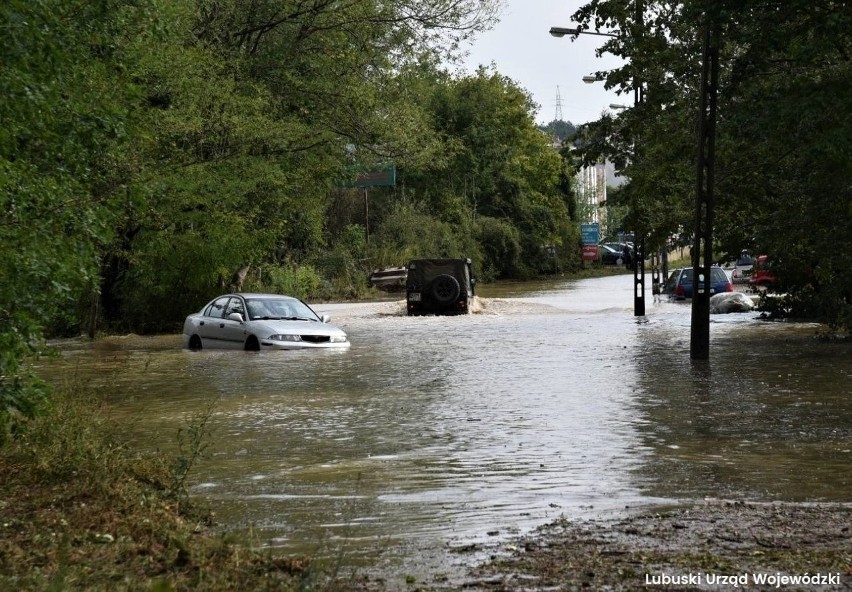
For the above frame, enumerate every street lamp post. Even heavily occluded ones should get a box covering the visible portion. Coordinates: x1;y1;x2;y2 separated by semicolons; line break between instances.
580;54;646;317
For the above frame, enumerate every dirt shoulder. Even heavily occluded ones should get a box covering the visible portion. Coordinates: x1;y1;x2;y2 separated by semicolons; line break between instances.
452;501;851;591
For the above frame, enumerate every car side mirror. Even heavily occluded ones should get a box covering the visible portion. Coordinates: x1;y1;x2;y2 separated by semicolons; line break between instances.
320;314;330;323
228;312;244;323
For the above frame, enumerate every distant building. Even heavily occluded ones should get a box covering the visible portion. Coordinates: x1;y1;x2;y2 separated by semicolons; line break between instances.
547;133;625;235
575;161;607;226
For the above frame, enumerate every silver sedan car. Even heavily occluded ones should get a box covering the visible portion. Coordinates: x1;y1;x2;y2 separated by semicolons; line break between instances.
182;293;350;351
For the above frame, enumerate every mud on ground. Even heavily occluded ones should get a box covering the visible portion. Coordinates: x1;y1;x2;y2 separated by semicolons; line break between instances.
450;501;852;591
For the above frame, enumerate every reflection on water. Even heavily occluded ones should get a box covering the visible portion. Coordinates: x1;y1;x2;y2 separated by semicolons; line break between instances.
633;319;852;502
36;275;851;580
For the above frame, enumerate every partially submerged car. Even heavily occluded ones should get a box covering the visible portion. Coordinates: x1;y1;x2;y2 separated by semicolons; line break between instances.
182;293;349;350
368;266;407;292
663;267;733;300
406;258;476;316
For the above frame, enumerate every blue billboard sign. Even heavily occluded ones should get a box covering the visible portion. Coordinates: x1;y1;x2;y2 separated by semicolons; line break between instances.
580;223;600;246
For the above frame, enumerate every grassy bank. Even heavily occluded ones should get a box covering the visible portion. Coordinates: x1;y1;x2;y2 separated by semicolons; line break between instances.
0;386;331;591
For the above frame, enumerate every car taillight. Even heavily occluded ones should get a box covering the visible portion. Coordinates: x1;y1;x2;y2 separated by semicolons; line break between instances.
725;282;733;292
676;285;684;297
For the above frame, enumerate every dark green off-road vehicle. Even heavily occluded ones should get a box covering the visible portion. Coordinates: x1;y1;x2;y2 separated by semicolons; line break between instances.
406;258;476;316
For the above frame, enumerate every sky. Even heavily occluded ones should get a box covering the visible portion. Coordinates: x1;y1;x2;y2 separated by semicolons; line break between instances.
458;0;626;125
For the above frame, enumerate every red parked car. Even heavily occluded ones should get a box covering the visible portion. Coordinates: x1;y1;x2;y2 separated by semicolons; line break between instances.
749;255;776;287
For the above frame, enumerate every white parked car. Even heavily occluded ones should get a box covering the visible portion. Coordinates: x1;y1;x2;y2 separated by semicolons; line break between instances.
182;293;350;351
730;251;754;284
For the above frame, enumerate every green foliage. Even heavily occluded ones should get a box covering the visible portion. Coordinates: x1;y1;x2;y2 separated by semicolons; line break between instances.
0;383;316;591
1;0;138;431
8;382;129;489
394;66;575;276
474;216;521;280
0;0;590;409
367;201;481;267
264;264;325;300
540;119;578;142
0;329;49;445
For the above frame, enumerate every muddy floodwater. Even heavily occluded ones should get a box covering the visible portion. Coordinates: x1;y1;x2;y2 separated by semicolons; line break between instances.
37;274;851;585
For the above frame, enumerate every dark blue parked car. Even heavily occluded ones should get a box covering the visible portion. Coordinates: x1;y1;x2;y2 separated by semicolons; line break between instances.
663;267;733;300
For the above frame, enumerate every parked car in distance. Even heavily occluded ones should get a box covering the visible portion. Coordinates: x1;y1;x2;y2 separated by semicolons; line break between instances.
182;293;349;351
602;242;634;264
406;258;476;316
730;250;754;284
749;255;776;287
663;267;733;300
599;244;624;265
369;266;407;292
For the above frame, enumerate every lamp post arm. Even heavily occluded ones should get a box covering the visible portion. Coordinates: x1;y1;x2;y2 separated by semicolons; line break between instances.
549;26;617;38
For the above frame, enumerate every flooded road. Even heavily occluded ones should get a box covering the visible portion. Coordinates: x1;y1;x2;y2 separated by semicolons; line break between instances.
37;274;852;583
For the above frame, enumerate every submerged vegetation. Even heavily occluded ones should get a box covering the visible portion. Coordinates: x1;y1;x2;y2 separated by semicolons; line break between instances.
0;386;312;591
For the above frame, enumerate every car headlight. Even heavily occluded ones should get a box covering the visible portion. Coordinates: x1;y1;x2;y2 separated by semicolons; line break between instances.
268;334;302;342
329;335;348;343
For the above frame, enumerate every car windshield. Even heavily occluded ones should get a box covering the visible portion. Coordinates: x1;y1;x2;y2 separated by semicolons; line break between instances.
678;268;728;285
245;298;319;321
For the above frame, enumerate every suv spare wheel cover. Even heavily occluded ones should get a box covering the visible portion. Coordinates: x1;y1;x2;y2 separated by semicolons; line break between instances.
431;274;461;304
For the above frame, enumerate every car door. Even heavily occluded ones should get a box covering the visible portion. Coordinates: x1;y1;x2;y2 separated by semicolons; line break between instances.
710;267;731;294
197;296;231;347
218;297;248;348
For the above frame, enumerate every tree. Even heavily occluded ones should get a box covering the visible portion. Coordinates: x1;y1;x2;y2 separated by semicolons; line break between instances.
95;0;504;326
540;120;578;143
1;0;143;436
396;66;580;277
0;0;508;434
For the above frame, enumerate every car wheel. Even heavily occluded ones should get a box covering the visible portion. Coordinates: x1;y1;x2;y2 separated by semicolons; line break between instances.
244;335;260;351
188;335;202;351
430;274;461;304
616;257;623;265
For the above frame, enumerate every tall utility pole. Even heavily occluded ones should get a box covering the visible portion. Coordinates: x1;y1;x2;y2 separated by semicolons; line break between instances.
631;0;645;317
555;86;564;122
690;19;721;360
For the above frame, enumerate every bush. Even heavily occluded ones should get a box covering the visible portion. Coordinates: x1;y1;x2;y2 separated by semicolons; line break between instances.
263;264;324;300
474;216;521;280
